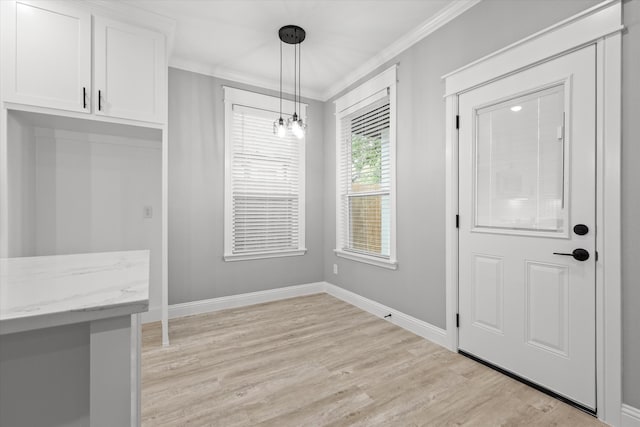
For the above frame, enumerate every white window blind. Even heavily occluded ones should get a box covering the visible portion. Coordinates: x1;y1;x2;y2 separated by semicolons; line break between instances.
339;96;390;256
224;88;306;261
335;66;397;269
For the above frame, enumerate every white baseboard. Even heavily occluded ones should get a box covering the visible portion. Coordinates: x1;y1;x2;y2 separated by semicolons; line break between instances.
141;282;326;323
143;281;449;350
324;283;449;349
622;404;640;427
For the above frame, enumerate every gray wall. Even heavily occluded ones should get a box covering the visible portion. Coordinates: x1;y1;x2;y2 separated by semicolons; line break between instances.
168;69;324;304
323;0;600;327
323;0;640;408
622;0;640;409
6;112;36;257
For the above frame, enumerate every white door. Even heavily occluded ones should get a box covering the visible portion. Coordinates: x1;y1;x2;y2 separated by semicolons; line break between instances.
94;17;164;123
458;46;596;409
2;0;91;113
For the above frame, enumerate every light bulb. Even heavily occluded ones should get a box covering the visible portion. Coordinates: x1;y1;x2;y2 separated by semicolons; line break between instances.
277;122;287;138
274;117;287;137
292;119;304;139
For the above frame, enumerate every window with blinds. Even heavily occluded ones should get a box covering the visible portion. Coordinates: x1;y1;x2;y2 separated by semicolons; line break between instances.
335;66;397;269
339;98;390;256
224;88;306;261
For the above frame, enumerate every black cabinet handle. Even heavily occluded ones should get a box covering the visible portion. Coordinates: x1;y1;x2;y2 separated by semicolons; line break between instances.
98;90;102;111
83;87;87;109
553;248;590;261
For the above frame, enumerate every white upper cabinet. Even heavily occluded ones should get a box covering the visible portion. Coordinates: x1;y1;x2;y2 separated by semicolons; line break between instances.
1;0;166;124
3;0;91;113
94;17;164;123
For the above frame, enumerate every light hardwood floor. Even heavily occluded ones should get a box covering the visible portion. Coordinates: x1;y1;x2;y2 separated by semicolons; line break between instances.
142;293;603;426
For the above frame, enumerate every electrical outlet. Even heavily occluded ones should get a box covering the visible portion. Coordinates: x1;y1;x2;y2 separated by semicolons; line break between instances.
143;206;153;219
333;264;338;275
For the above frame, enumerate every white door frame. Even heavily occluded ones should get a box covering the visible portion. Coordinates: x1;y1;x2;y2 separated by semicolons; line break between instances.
443;1;622;424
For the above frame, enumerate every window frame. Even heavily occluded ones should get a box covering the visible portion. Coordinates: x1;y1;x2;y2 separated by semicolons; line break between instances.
223;86;307;261
334;66;398;269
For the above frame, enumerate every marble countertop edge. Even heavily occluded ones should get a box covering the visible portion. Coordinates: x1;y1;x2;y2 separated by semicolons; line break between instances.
0;250;151;335
0;300;149;335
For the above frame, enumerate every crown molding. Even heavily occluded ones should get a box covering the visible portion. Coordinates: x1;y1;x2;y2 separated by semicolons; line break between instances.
168;0;479;102
169;57;325;101
321;0;482;101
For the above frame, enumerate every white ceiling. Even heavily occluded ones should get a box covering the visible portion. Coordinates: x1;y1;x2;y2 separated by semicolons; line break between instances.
121;1;478;100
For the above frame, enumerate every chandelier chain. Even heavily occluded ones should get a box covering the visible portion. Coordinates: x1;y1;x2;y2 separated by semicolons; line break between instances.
279;40;282;118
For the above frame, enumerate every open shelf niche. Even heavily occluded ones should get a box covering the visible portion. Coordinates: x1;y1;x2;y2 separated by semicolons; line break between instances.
5;110;164;320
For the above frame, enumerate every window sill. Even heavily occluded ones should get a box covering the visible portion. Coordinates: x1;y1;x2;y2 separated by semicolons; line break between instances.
224;249;307;262
334;249;398;270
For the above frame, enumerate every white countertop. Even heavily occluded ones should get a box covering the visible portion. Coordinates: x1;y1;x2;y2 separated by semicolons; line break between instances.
0;250;149;335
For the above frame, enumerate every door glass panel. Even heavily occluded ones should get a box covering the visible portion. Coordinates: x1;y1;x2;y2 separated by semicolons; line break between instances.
475;85;566;233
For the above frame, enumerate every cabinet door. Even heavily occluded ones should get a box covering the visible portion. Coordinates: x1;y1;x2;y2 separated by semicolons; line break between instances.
1;0;91;113
94;17;165;123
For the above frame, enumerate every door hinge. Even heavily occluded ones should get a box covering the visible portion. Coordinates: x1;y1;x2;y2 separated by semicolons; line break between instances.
455;214;459;228
456;115;460;129
596;251;599;261
456;313;460;328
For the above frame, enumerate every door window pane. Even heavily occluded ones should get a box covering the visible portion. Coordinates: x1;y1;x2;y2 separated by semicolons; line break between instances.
475;85;565;232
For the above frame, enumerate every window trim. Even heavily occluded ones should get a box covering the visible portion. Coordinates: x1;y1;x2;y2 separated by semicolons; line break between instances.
334;65;397;269
223;86;307;261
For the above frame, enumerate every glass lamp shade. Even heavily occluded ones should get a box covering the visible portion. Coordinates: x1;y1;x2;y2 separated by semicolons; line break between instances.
288;113;305;139
292;118;305;139
273;117;287;137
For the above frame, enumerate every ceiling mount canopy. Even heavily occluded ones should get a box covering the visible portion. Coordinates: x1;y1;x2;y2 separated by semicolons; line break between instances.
274;25;306;139
279;25;306;45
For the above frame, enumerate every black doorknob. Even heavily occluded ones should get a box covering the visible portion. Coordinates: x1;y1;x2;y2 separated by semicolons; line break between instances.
553;248;590;261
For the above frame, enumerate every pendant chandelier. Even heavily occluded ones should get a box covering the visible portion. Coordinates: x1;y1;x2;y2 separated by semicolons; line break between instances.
274;25;306;139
